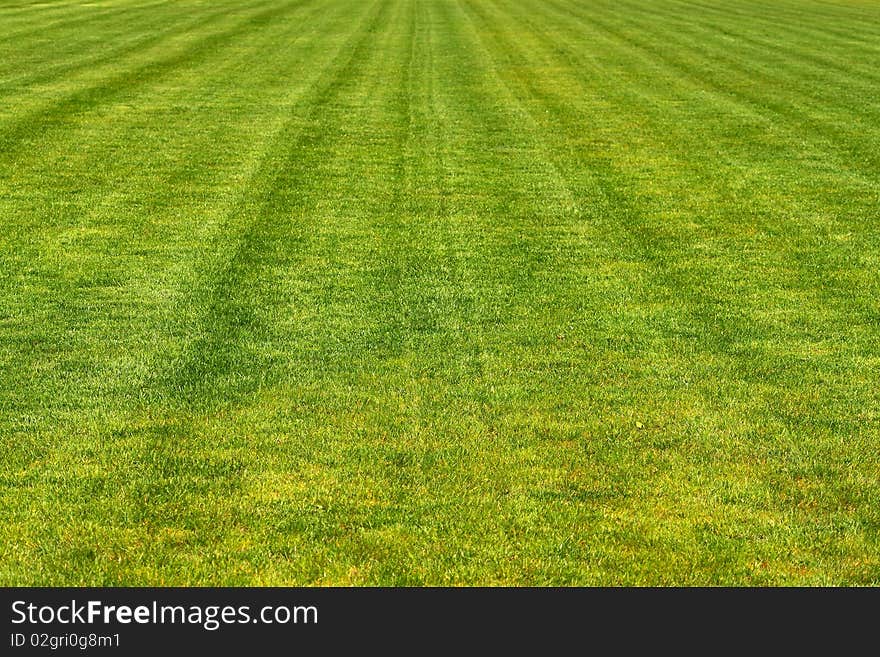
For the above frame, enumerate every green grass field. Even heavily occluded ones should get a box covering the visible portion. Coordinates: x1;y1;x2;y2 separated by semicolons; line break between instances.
1;0;878;585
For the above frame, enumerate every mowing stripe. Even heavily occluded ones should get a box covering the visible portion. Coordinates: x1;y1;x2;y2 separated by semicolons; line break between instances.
1;0;878;585
0;0;304;158
0;1;272;92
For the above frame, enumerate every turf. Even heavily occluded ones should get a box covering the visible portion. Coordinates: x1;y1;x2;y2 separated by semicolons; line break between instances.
1;0;878;585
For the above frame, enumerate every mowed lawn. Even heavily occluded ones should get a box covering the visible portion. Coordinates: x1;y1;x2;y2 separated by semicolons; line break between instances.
1;0;878;585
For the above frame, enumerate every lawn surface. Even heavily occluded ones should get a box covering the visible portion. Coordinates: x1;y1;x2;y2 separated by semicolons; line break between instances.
1;0;878;585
